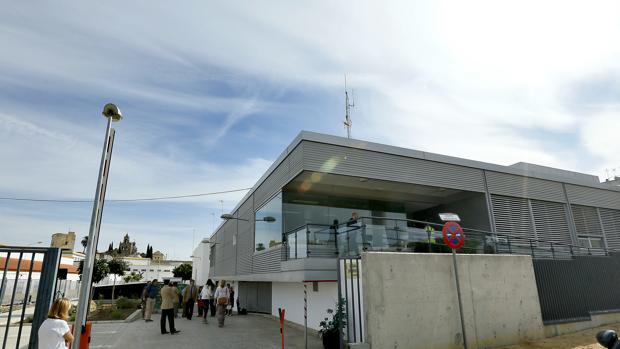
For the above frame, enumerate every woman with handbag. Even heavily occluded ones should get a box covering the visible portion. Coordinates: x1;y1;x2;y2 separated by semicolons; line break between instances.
213;280;230;327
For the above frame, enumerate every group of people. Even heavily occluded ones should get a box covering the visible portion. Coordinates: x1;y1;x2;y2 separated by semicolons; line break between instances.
35;279;237;348
141;278;236;334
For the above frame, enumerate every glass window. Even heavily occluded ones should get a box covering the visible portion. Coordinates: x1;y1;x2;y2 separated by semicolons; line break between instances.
255;193;283;252
578;236;604;249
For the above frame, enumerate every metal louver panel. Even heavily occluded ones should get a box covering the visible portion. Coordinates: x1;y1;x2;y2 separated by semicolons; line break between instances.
530;200;572;243
302;141;486;192
571;205;603;236
252;248;281;273
600;208;620;250
491;195;535;240
486;171;565;202
566;185;620;210
236;197;254;275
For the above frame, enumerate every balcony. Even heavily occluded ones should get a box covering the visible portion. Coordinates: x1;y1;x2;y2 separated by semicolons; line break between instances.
281;217;611;260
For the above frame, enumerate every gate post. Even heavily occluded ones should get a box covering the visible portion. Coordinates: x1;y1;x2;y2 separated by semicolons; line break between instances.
28;247;62;349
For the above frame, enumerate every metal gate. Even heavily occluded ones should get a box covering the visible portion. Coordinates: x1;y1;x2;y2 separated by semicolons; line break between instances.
1;247;62;349
337;257;364;346
238;282;272;314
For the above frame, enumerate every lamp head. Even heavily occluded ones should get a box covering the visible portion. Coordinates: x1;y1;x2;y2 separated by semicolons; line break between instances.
262;216;276;223
102;103;123;122
220;213;234;220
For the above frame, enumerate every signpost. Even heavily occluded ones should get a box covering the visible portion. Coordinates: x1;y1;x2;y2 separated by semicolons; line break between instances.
440;214;468;349
278;307;286;349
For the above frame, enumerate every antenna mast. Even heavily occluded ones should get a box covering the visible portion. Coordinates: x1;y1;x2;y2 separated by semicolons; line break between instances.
344;75;354;139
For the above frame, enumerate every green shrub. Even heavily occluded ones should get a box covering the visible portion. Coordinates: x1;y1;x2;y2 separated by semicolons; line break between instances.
110;310;124;320
115;297;134;309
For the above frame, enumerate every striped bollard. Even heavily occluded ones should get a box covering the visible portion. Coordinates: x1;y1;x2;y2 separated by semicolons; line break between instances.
304;283;308;349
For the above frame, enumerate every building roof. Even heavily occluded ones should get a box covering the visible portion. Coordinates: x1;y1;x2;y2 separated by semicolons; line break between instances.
212;131;615;238
0;257;78;274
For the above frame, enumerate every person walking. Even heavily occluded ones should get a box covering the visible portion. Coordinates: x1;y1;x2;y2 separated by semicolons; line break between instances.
197;286;204;317
182;279;198;320
160;280;180;335
214;280;230;327
144;279;159;322
172;282;180;318
38;297;73;349
199;282;211;324
141;281;151;319
206;279;216;317
227;284;235;316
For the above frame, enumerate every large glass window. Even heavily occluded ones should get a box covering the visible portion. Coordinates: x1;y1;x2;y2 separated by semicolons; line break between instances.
255;193;283;252
283;192;406;233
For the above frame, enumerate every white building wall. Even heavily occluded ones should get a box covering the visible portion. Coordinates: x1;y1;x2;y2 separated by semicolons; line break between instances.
271;281;338;331
192;240;210;285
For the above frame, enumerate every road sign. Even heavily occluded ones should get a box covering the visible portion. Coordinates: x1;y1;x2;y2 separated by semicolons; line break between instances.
442;221;465;250
439;213;461;222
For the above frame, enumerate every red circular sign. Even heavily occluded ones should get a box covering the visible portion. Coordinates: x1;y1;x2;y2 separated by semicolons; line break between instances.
442;221;465;250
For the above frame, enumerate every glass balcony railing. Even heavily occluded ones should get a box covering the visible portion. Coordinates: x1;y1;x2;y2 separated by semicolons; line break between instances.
281;216;611;260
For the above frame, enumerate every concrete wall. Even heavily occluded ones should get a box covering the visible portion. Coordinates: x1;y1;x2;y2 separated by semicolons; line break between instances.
544;311;620;337
362;252;544;349
271;281;338;331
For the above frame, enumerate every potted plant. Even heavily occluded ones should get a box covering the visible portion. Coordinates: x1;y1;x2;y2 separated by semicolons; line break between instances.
319;298;347;349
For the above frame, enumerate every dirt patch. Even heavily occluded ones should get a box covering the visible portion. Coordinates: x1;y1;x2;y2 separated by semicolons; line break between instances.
88;307;136;321
497;323;620;349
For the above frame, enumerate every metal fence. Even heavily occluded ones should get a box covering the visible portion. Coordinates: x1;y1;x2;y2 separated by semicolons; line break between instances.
533;252;620;324
337;257;364;347
1;247;62;349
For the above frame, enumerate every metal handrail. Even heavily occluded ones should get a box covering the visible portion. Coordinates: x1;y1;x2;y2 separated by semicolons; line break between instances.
281;215;616;260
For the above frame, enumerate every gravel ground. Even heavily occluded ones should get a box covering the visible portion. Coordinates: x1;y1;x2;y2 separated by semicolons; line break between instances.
497;323;620;349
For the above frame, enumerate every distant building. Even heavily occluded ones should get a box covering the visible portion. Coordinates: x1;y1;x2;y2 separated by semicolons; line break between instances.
51;231;76;252
117;234;138;257
152;250;165;262
97;256;191;285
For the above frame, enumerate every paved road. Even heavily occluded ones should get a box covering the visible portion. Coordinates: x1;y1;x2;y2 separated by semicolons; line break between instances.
90;313;323;349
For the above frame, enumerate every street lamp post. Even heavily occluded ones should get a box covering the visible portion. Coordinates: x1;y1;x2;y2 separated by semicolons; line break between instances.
73;104;122;349
220;214;276;222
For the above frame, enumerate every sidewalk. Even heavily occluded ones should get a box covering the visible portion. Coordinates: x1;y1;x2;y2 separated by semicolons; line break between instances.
90;313;323;349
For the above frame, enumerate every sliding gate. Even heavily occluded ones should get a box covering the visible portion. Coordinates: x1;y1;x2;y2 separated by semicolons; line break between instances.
1;247;62;349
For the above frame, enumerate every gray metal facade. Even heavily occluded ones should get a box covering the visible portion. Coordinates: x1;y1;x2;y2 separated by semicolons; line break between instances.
209;131;620;281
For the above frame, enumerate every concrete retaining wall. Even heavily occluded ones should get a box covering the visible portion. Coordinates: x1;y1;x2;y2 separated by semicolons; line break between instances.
362;252;545;349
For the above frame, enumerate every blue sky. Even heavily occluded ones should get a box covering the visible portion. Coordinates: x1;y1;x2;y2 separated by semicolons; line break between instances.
1;1;619;259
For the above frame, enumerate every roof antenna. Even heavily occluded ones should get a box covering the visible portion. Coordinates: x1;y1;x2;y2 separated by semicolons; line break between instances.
344;75;354;139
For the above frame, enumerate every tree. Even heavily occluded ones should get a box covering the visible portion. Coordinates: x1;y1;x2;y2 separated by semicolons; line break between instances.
78;258;110;284
107;242;113;253
107;259;129;300
172;263;192;281
123;271;143;283
81;236;88;253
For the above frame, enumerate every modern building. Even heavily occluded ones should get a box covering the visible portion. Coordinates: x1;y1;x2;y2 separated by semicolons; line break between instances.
207;131;620;330
191;239;211;285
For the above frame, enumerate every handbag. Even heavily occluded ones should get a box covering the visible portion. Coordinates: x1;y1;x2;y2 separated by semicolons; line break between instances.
217;297;228;305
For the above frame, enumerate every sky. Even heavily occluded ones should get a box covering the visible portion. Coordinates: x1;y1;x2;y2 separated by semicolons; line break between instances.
1;1;619;259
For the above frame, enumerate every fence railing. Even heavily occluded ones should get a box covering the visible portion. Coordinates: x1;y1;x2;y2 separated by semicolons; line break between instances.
282;217;611;261
337;257;364;346
0;247;62;349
